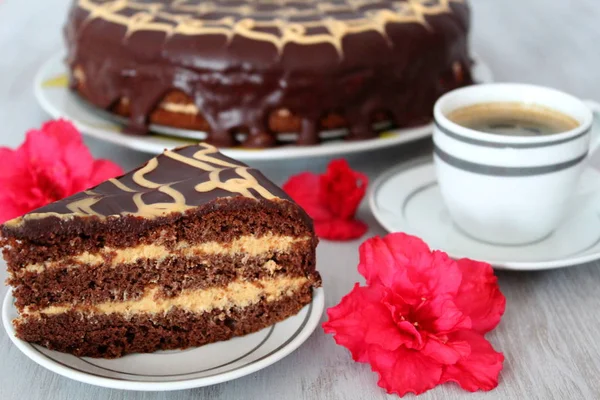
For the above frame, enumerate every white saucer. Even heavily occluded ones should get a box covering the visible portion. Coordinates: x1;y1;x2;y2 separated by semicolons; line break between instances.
2;285;324;391
369;158;600;270
34;52;493;160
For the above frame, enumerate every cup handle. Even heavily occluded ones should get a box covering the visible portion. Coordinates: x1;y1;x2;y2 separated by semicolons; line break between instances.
583;100;600;156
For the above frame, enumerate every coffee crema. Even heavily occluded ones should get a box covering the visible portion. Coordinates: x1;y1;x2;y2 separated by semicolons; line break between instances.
446;102;579;136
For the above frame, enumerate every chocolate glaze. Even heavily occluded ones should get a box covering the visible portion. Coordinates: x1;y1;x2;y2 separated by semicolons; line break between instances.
63;0;473;147
1;143;313;240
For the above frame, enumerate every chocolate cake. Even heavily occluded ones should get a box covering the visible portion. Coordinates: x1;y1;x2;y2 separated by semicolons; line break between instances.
64;0;473;148
1;143;321;358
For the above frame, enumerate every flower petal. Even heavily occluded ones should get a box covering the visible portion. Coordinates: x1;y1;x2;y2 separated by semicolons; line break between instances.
455;258;506;334
22;129;62;169
323;283;385;362
283;160;368;242
382;290;423;350
60;141;95;192
20;130;70;204
421;335;471;365
358;235;401;287
283;172;332;221
0;194;25;223
418;295;471;334
319;159;367;220
89;159;124;187
365;314;416;353
441;330;504;392
407;250;462;298
41;119;83;146
0;148;17;180
314;218;367;241
324;284;420;359
358;233;462;297
358;233;429;291
368;345;443;396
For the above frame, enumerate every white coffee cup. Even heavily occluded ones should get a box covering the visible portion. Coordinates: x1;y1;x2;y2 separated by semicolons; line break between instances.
433;83;600;245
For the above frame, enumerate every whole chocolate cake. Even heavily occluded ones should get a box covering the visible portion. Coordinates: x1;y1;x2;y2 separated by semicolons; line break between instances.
64;0;473;147
2;143;320;358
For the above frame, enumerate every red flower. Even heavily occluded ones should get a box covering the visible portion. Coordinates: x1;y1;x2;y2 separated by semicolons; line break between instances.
323;233;505;396
283;159;368;240
0;119;123;223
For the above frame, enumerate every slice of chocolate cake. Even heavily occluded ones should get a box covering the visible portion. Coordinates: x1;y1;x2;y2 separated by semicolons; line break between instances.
1;143;320;358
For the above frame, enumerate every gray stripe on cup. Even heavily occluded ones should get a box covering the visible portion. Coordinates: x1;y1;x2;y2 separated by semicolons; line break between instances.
434;146;587;176
435;121;590;148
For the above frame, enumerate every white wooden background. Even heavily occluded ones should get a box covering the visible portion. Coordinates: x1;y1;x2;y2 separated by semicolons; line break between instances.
2;1;600;399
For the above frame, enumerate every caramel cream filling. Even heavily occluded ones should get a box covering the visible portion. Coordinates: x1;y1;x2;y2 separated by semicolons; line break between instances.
160;102;198;115
21;234;310;274
22;276;309;318
159;102;294;119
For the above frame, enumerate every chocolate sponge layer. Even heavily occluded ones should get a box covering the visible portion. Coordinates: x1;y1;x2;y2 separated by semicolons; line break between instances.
16;283;313;358
10;244;320;311
2;198;315;267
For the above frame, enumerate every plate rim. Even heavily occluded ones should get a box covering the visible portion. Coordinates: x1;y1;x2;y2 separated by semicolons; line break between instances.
34;51;494;160
2;287;325;391
368;158;600;271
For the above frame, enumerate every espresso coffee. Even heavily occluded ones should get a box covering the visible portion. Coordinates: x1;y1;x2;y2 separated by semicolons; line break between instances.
447;102;579;136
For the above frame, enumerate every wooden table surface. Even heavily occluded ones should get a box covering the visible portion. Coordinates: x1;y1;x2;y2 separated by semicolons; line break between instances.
2;1;600;399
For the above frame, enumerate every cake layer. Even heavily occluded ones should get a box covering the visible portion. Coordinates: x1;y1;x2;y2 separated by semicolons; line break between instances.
22;275;310;318
11;251;318;311
13;234;311;274
107;86;386;134
2;200;313;266
16;286;312;358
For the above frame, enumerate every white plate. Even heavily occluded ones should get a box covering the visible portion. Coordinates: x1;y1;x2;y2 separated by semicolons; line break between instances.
368;159;600;270
34;52;493;160
2;284;325;391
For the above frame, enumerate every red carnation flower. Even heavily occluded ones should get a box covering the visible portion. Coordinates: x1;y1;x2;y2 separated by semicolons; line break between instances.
0;119;123;223
323;233;505;396
283;159;368;241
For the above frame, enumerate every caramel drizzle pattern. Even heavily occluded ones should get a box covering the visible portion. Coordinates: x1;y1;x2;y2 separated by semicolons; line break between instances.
78;0;464;55
4;144;277;227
